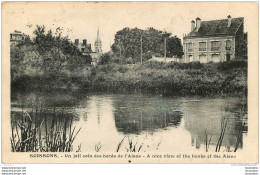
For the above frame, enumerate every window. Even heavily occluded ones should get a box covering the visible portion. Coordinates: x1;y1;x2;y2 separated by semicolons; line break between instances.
199;42;206;51
187;42;193;52
226;40;231;50
211;41;220;51
211;54;220;63
199;54;207;63
188;55;193;62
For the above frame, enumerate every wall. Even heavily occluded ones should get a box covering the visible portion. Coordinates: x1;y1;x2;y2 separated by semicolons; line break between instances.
148;56;183;63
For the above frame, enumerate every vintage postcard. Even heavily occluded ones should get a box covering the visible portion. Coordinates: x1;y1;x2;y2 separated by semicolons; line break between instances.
2;2;258;163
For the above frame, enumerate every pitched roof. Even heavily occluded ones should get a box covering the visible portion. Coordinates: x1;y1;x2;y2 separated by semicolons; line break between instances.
184;17;244;38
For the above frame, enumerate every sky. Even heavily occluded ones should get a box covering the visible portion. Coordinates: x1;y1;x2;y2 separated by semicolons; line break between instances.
4;2;253;52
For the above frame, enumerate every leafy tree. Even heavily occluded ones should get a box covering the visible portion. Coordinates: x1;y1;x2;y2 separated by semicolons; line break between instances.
111;27;183;63
166;36;184;58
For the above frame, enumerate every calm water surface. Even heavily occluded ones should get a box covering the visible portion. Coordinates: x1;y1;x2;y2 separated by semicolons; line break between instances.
11;91;248;152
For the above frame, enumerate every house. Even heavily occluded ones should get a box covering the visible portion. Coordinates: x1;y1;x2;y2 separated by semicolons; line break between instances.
10;30;26;46
183;15;247;63
74;39;92;55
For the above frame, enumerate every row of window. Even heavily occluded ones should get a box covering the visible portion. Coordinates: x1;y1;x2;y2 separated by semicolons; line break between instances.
186;53;231;63
186;40;232;52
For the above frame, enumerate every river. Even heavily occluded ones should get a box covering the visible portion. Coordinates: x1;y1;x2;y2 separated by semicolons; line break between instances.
11;90;248;152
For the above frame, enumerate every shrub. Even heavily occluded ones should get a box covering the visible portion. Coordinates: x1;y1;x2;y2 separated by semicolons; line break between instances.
99;53;112;65
217;60;247;71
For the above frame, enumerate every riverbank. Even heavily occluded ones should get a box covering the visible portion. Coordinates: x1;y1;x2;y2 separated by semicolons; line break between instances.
11;61;247;96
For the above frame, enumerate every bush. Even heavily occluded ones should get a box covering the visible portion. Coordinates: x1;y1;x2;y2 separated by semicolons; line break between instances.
126;57;133;64
184;62;204;69
142;60;165;69
217;60;247;71
99;53;112;65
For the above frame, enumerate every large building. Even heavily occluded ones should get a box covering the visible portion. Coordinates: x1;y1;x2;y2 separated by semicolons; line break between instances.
10;30;27;46
183;16;247;63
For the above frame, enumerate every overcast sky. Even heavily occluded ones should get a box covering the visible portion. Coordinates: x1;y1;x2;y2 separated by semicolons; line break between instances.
5;2;253;52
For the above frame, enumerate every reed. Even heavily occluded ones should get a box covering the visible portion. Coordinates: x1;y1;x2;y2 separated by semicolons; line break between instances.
116;137;125;152
126;137;143;152
215;116;228;152
95;142;102;152
11;105;81;152
234;122;245;152
205;131;212;152
116;136;143;152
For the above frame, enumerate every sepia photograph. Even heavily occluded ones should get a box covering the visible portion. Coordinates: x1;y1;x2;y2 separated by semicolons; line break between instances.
1;2;258;164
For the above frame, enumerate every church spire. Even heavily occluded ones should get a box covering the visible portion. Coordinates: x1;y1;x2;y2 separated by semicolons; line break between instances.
95;27;102;53
96;28;100;42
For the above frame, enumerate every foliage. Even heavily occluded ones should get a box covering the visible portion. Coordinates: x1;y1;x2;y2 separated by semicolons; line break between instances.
84;61;247;96
217;60;247;71
11;25;92;85
111;27;183;63
99;52;112;65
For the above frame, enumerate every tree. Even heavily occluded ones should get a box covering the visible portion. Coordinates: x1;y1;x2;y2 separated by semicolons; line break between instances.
166;36;184;58
111;27;183;63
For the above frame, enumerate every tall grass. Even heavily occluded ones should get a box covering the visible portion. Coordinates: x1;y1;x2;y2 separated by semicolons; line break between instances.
95;142;102;152
234;122;246;152
116;137;126;152
116;136;143;152
205;131;212;152
215;116;228;152
11;105;81;152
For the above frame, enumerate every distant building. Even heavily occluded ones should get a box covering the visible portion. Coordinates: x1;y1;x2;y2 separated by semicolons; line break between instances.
10;30;26;46
73;29;103;65
90;28;103;64
73;39;92;55
183;15;247;63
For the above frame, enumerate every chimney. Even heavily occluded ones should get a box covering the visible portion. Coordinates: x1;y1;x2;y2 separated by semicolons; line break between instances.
227;15;232;27
83;39;87;46
191;20;195;31
196;17;201;32
75;39;79;45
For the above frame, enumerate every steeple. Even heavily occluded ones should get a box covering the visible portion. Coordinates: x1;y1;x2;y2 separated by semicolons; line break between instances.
96;28;100;42
95;28;102;53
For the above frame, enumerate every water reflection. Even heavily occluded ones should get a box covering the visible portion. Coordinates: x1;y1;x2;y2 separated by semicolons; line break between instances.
11;91;247;152
113;95;182;134
182;98;247;151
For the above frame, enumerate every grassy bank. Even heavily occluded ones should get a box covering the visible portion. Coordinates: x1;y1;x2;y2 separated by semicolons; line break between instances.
12;60;247;96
